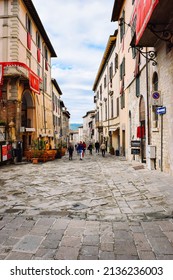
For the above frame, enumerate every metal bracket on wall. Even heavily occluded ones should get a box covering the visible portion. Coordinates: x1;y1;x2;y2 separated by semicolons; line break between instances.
148;24;173;49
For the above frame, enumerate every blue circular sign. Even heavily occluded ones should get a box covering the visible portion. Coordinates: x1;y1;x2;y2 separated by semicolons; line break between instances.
152;91;160;99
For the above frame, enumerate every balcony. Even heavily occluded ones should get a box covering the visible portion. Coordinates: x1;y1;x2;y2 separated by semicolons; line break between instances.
95;121;103;129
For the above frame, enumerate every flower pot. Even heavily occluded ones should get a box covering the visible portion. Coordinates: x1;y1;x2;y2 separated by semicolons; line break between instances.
32;158;39;164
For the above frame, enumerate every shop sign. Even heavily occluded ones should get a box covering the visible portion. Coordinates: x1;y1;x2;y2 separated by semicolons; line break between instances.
25;128;35;132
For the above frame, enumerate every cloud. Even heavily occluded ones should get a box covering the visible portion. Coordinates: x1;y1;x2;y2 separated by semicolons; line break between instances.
32;0;115;122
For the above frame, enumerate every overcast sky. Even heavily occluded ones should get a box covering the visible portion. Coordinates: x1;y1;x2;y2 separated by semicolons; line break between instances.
32;0;116;123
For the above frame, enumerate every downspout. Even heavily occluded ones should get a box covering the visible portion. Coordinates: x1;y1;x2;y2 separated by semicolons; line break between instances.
42;43;46;134
107;61;110;151
146;48;150;145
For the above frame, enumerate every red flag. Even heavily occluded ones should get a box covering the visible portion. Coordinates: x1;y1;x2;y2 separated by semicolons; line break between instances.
37;48;41;63
29;71;40;94
27;32;31;50
136;0;159;44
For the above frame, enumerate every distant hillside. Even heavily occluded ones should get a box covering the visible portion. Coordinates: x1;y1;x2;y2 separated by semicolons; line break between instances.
70;123;82;131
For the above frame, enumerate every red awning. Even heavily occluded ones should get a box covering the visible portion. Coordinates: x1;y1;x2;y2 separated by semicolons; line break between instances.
0;62;41;94
135;0;159;45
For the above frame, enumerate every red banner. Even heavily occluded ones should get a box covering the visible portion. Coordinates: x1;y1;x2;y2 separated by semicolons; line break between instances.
136;0;159;45
29;71;40;94
27;32;31;50
37;48;41;63
0;62;41;94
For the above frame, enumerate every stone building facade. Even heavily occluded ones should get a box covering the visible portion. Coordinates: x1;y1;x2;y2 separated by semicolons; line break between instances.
93;0;173;175
0;0;57;155
112;0;173;174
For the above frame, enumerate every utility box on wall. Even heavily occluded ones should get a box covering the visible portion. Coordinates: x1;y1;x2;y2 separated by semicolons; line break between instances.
147;145;156;159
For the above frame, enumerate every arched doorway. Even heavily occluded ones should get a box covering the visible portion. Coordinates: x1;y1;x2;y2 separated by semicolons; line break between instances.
139;96;146;163
21;91;35;151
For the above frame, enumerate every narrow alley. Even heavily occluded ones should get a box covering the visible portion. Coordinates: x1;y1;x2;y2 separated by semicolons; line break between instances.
1;152;173;260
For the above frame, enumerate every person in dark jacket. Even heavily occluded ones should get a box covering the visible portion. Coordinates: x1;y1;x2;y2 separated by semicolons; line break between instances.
68;143;74;160
95;141;100;154
88;142;93;155
77;141;84;160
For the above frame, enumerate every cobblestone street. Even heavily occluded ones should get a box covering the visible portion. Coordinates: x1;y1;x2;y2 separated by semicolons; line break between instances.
1;151;173;260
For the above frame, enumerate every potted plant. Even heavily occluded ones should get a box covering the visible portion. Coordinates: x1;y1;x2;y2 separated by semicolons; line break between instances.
32;149;40;164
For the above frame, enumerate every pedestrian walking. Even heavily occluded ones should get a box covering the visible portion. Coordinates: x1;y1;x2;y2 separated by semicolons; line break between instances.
83;141;86;154
68;143;74;160
77;141;84;160
95;141;100;154
88;142;93;155
100;142;106;157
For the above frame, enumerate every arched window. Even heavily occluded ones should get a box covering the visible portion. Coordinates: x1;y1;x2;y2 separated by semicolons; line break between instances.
153;72;158;91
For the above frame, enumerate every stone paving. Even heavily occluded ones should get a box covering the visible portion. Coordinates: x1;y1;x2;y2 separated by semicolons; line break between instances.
1;151;173;259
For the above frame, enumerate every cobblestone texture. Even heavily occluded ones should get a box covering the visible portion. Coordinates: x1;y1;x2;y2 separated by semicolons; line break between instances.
0;151;173;259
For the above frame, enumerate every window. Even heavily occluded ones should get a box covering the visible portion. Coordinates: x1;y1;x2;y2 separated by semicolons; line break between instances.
109;62;113;81
104;75;107;88
36;32;41;49
111;97;114;118
44;74;47;92
136;74;140;97
105;99;107;120
37;65;40;77
115;53;118;72
26;14;32;34
153;72;158;91
97;90;99;99
44;47;48;70
120;10;125;42
121;92;125;109
100;84;102;101
26;14;32;50
120;57;125;80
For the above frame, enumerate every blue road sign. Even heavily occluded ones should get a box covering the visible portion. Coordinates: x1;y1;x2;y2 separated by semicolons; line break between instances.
152;91;160;99
156;107;166;115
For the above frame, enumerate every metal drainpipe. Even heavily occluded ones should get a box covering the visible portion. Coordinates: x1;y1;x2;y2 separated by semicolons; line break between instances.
42;44;46;134
146;48;150;146
107;62;110;151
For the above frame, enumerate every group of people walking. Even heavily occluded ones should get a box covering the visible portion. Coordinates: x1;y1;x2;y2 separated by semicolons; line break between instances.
67;141;106;160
